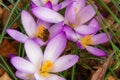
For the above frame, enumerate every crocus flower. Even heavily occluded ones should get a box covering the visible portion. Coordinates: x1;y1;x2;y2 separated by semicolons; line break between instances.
76;32;109;57
64;0;97;35
64;18;100;42
63;17;109;57
11;32;79;80
31;0;73;11
31;0;73;23
6;10;64;46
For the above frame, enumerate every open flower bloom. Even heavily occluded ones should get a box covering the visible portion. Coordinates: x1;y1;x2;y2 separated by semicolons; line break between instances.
31;0;73;11
64;18;100;42
65;0;98;35
11;32;79;80
63;18;108;57
6;10;64;46
76;32;110;57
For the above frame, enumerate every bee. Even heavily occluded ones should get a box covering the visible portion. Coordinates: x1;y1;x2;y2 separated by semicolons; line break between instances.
36;26;50;42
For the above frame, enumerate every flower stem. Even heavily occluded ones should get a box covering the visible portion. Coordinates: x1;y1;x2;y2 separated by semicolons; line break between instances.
71;64;76;80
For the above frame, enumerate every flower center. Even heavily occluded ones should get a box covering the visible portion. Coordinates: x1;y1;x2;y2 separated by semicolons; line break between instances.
40;60;54;77
46;0;52;3
74;7;79;13
70;23;78;28
80;35;93;47
36;25;50;42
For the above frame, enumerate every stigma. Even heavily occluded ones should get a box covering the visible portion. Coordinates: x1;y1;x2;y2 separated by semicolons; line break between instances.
40;60;54;77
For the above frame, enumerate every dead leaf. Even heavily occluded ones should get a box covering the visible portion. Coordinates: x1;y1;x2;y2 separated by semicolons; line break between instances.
107;75;116;80
91;52;114;80
103;0;111;4
63;41;76;55
0;72;12;80
0;6;3;18
0;68;4;76
0;39;18;57
2;5;18;29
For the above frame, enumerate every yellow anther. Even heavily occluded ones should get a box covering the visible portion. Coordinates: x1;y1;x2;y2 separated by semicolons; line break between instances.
80;35;93;47
40;60;54;77
46;0;52;3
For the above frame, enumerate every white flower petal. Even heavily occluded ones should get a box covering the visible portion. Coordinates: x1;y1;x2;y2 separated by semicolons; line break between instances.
44;32;67;62
32;0;42;6
77;5;96;24
51;55;79;72
11;57;35;73
21;10;37;38
31;7;64;23
25;39;43;68
6;29;28;43
49;21;64;38
34;73;47;80
15;71;34;80
48;74;65;80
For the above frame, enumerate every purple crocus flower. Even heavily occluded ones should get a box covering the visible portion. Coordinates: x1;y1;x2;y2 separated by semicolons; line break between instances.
31;0;98;35
68;28;109;57
64;0;98;35
31;0;73;11
63;17;109;57
76;32;109;57
11;32;79;80
30;0;74;23
64;18;100;41
6;10;64;46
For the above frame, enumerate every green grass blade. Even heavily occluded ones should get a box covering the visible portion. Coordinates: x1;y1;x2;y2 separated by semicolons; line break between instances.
0;0;20;45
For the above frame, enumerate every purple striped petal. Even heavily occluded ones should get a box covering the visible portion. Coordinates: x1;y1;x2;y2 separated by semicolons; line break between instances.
6;29;28;43
49;21;64;38
74;25;97;35
30;2;37;9
31;7;64;23
32;0;42;6
51;55;79;72
52;4;61;11
76;40;85;49
32;38;46;46
89;18;100;34
25;40;43;68
92;33;109;45
78;5;96;24
63;26;78;41
11;57;35;73
48;74;65;80
59;0;73;10
73;0;86;13
44;32;67;62
44;1;53;9
21;10;37;38
65;3;76;24
37;19;50;29
86;46;107;57
15;71;34;80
